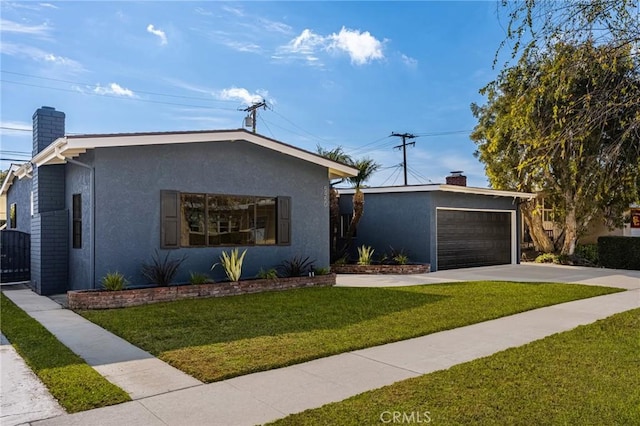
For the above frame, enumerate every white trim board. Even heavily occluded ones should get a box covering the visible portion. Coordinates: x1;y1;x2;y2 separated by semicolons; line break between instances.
337;185;536;200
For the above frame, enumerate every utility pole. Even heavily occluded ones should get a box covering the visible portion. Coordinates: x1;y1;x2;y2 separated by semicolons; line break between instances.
241;100;267;133
391;132;416;186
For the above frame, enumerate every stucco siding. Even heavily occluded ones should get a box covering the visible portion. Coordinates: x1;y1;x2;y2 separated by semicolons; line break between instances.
65;154;93;290
339;191;431;263
90;141;329;288
339;189;522;270
6;176;32;233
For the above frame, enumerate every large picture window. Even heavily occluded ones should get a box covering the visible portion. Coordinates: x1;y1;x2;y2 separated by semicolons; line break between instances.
180;193;278;247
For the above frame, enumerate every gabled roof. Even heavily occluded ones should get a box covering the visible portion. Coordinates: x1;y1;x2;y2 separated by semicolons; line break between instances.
0;163;33;196
336;184;537;199
31;128;358;180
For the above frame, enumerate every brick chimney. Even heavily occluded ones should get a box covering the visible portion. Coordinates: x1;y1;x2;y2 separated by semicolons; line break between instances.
446;171;467;186
31;106;68;295
33;106;65;156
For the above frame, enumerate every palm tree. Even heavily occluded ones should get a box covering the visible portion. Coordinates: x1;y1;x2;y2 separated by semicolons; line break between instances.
317;146;353;259
342;157;381;252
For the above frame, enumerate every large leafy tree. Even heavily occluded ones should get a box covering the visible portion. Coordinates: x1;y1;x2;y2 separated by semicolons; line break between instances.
472;40;640;254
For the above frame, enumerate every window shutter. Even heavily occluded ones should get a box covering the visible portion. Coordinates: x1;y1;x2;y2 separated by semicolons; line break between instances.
277;196;291;245
161;190;180;248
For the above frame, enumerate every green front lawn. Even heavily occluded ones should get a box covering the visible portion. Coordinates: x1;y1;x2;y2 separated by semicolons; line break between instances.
0;292;131;413
79;281;622;382
271;308;640;425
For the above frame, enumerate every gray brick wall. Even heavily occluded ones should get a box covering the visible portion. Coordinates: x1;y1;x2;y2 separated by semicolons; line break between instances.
31;210;68;295
32;106;65;156
30;106;68;295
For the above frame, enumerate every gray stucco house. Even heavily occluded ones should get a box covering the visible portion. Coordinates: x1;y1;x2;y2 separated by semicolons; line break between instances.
337;173;535;271
2;106;357;295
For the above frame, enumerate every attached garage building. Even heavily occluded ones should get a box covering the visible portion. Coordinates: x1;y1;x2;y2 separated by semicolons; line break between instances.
338;183;535;272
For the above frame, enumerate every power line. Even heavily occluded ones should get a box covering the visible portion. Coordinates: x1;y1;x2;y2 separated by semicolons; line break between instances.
269;108;334;146
1;79;238;111
1;70;239;105
240;100;267;133
391;132;417;186
413;130;471;137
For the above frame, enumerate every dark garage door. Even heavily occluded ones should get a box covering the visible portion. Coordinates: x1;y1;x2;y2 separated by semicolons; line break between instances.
437;210;512;270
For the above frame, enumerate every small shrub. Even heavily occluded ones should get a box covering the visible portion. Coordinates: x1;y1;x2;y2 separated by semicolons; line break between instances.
189;272;211;285
256;267;278;279
535;253;558;264
278;255;314;277
575;244;598;265
212;248;247;282
313;266;331;276
333;256;349;266
141;250;187;286
357;245;375;265
100;272;128;291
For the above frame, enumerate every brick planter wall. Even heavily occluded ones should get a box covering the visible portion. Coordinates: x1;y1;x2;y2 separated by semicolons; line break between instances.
330;264;430;274
68;274;336;310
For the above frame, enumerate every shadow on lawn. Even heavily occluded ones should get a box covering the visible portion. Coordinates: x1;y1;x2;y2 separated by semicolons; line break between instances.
80;287;448;353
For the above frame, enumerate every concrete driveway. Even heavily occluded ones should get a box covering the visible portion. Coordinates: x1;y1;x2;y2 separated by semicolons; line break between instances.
336;263;640;290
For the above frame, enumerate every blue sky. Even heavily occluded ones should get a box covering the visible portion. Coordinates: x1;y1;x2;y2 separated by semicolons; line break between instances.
1;1;513;187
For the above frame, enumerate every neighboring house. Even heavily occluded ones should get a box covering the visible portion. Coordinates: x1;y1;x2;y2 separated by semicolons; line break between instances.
523;197;640;246
337;172;536;271
1;106;357;295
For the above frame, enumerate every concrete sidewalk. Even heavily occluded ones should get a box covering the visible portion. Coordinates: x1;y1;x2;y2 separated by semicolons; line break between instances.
1;288;201;401
2;264;638;425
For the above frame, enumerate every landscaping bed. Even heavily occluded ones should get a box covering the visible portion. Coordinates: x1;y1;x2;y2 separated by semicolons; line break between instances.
68;274;336;309
331;263;429;274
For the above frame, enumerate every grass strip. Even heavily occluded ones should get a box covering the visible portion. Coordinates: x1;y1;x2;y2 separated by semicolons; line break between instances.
271;307;640;425
0;292;131;413
79;281;622;383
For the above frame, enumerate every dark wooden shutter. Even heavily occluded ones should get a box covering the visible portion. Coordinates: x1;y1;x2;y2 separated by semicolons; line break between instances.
161;190;180;248
277;196;291;245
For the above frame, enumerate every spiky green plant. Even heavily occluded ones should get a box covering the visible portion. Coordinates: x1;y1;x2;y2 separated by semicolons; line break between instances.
357;245;375;265
100;271;128;291
212;248;247;282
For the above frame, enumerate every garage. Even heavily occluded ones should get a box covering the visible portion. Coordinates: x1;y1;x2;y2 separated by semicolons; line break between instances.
437;209;513;270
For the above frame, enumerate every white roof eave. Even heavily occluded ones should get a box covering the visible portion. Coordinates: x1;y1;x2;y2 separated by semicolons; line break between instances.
337;184;537;200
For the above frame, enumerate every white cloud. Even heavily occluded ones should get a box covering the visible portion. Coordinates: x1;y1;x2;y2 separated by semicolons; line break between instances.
217;87;266;105
1;42;85;73
327;27;385;65
401;54;418;68
147;24;167;45
93;83;135;97
258;18;292;35
0;19;50;36
221;5;244;17
222;40;261;53
39;3;58;9
277;27;385;66
194;7;213;16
